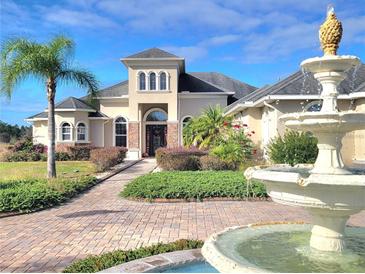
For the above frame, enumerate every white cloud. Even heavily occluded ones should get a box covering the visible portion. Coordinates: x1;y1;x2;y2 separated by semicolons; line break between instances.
41;8;119;29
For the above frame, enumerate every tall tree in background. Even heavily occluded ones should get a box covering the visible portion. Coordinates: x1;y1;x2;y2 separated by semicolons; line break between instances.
1;36;99;178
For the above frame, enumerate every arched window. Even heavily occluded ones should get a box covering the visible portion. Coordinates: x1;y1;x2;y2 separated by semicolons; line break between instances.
160;72;167;90
115;117;127;147
146;111;167;121
305;100;322;112
77;122;86;141
149;72;156;90
182;116;192;128
139;72;146;90
61;122;71;141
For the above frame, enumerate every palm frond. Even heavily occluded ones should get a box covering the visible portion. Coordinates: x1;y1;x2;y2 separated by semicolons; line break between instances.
57;68;99;96
1;38;47;97
48;35;75;66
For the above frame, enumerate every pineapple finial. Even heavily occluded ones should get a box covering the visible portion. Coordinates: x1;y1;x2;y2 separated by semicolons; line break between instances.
319;5;343;55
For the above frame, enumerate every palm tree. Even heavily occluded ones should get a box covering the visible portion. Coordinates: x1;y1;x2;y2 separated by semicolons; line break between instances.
1;36;98;178
183;105;232;149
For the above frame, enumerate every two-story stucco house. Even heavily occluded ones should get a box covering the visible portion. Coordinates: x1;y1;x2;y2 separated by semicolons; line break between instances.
26;47;365;165
26;48;257;159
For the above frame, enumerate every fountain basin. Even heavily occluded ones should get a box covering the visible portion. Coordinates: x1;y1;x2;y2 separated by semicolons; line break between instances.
280;111;365;133
301;55;360;73
202;223;365;273
245;165;365;252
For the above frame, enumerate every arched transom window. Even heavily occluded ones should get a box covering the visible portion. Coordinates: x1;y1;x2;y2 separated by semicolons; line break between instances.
146;111;167;121
61;122;71;141
160;72;167;90
139;72;146;90
115;117;127;147
77;123;86;141
149;72;156;90
305;100;322;112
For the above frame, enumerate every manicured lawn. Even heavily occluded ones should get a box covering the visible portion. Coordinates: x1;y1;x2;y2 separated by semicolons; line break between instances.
121;171;267;200
0;161;96;181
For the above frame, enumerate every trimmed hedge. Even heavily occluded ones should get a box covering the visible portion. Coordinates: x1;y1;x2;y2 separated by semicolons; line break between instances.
90;147;128;171
200;155;235;170
121;171;267;200
156;147;208;171
0;176;97;213
63;239;204;273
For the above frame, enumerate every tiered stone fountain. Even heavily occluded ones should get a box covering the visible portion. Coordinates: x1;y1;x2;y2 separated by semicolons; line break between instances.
202;8;365;273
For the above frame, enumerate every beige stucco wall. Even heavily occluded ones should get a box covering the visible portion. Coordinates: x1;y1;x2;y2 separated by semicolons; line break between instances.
234;107;263;148
89;120;104;147
353;98;365;163
32;121;48;145
126;62;179;121
99;100;129;119
179;96;228;145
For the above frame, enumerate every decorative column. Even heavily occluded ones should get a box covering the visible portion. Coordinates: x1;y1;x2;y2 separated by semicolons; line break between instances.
167;121;179;148
127;121;140;159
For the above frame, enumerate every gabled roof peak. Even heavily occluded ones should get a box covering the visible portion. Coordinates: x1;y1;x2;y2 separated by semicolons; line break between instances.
124;47;181;59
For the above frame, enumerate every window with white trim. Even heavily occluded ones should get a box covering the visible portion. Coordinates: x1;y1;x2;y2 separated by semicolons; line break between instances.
115;117;127;147
149;72;156;90
77;123;86;141
139;72;146;90
160;72;167;90
61;123;71;141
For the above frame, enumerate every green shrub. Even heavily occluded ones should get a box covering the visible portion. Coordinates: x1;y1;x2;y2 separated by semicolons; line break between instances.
4;151;45;162
121;171;267;200
0;176;97;212
12;137;34;152
155;147;208;171
268;130;318;166
200;155;234;170
90;147;128;171
55;152;72;161
68;145;94;160
63;239;204;273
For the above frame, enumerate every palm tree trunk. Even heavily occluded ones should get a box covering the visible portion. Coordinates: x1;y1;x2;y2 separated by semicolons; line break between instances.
47;78;57;178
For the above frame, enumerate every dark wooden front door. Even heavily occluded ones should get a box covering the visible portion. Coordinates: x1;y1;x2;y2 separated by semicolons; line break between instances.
146;125;167;156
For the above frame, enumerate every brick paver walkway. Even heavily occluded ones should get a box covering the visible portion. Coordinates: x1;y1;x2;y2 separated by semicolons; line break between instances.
1;158;364;272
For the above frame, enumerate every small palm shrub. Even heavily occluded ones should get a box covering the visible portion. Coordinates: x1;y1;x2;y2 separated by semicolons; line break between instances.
268;130;318;166
155;147;208;171
90;147;128;171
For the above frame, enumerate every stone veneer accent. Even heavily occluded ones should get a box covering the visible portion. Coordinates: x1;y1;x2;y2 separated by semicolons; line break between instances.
128;122;140;149
167;122;179;148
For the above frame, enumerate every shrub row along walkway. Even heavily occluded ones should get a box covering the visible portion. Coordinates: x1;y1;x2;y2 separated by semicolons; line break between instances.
1;159;364;272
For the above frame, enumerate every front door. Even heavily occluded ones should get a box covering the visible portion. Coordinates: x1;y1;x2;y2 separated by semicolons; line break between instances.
146;125;167;156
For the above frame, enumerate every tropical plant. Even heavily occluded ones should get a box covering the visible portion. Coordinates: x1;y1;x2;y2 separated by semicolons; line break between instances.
183;105;232;149
268;130;318;166
1;36;98;178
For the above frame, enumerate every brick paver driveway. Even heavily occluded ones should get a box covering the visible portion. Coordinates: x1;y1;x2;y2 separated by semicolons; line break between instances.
1;158;364;272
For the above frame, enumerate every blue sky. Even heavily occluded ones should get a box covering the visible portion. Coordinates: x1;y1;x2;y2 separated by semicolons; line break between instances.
1;0;364;125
